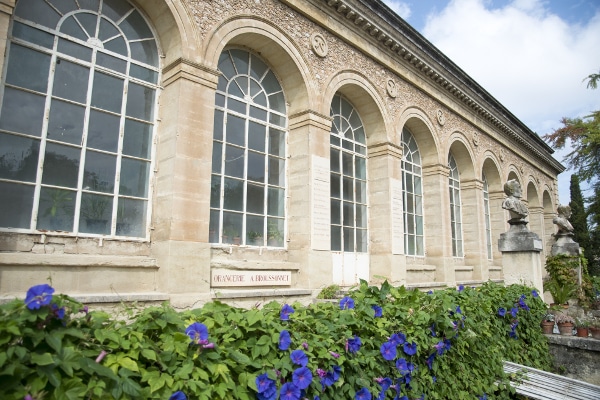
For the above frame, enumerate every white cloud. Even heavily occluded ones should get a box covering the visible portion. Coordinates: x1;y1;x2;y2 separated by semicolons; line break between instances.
383;0;412;20
422;0;600;136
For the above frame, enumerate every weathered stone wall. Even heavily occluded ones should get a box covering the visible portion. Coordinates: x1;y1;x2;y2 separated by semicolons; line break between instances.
547;335;600;386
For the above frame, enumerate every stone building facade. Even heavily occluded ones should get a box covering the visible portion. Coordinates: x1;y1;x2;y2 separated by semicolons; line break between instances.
0;0;564;308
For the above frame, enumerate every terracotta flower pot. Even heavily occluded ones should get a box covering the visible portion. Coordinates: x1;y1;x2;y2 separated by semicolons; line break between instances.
590;327;600;340
557;322;574;336
576;327;589;338
540;321;554;334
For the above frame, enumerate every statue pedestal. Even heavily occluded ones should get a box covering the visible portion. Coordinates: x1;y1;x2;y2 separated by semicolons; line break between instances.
551;233;580;256
498;222;544;293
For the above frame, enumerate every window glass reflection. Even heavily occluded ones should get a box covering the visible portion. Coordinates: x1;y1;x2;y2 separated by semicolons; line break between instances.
0;88;45;136
83;150;116;193
0;182;34;228
47;100;86;145
119;158;149;198
0;133;39;182
42;143;80;188
37;187;75;231
6;44;50;92
53;59;90;103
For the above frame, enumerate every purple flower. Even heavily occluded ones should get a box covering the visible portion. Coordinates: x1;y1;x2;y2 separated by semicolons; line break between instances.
376;377;392;390
532;290;539;298
25;284;54;310
24;396;33;400
403;341;417;356
372;305;383;317
185;323;208;343
457;285;465;292
347;336;362;353
332;365;342;381
511;307;518;317
396;358;409;374
279;330;291;350
455;305;462;314
169;391;187;400
498;307;506;317
355;387;371;400
426;353;435;369
329;351;340;358
380;341;397;361
389;333;406;346
202;342;214;349
302;342;309;350
290;349;308;366
479;395;488;400
518;295;530;311
280;382;301;400
51;304;65;320
340;296;355;310
292;366;313;389
427;290;433;295
256;373;276;393
281;304;295;320
95;350;107;363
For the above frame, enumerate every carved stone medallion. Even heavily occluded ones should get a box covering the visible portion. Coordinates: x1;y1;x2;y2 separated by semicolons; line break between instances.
310;33;328;57
436;109;445;126
386;79;398;98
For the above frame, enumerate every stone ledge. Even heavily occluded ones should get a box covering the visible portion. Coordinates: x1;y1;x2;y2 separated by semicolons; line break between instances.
0;292;169;305
211;260;300;271
406;282;448;289
455;266;474;272
546;334;600;352
0;253;158;268
406;265;436;271
211;288;313;299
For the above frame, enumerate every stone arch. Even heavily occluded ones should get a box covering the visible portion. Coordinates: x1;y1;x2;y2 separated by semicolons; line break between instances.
542;188;556;259
322;71;388;145
448;134;476;181
482;154;503;261
526;179;541;208
526;180;544;243
202;16;312;115
507;169;522;185
397;107;440;167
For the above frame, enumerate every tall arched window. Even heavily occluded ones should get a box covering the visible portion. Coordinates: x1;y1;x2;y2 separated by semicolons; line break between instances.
0;0;159;238
401;129;424;256
448;153;463;257
209;49;287;247
330;94;367;253
482;173;493;260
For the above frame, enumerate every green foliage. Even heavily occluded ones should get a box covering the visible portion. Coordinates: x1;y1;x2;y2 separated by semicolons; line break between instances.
1;282;552;399
545;254;595;307
569;174;591;254
316;284;340;299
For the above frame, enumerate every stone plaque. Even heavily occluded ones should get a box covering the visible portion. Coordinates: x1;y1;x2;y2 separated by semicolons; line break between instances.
311;33;328;57
386;79;398;98
212;269;291;287
312;155;330;250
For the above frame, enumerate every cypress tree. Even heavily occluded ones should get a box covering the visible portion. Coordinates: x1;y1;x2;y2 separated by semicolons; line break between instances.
569;174;590;251
587;185;600;276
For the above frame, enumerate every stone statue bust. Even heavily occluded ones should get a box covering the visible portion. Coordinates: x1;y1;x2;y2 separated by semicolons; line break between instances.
553;204;574;235
502;179;529;223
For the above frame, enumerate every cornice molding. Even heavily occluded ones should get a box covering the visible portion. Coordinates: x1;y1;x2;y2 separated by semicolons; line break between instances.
316;0;564;173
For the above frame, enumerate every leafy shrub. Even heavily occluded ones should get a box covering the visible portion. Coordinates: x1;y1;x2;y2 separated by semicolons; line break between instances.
0;281;551;400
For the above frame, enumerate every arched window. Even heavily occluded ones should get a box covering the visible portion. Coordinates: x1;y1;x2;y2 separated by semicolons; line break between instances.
209;49;287;247
448;153;463;257
402;129;424;256
330;94;367;253
482;173;492;259
0;0;159;238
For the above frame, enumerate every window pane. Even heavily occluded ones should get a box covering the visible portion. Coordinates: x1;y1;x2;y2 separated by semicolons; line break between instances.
119;158;149;198
356;228;367;252
130;64;158;84
223;177;243;211
209;209;219;242
88;110;120;152
42;143;80;188
120;10;153;40
249;54;268;80
102;0;132;21
130;40;158;66
213;109;224;141
224;145;244;178
60;16;88;41
79;193;112;234
331;225;341;251
249;105;267;120
53;59;90;103
0;182;34;228
0;88;45;136
37;187;75;231
6;44;50;92
83;150;116;193
247;151;265;182
0;133;39;182
225;114;245;146
210;175;221;208
218;52;235;80
342;177;353;201
91;71;123;113
116;197;146;237
269;113;285;127
356;205;367;228
103;35;127;56
268;128;285;157
248;121;266;152
356;180;366;203
98;17;120;41
267;187;284;216
268;92;285;113
330;173;340;198
47;0;78;14
12;22;54;48
222;211;243;243
246;183;264;214
268;157;284;186
267;218;284;247
97;52;127;73
57;38;92;62
211;142;222;173
330;148;340;172
14;0;61;28
355;157;366;179
331;198;341;225
343;227;354;251
74;12;98;38
246;215;264;246
343;201;354;227
126;82;155;121
230;49;249;75
47;100;85;145
342;152;352;176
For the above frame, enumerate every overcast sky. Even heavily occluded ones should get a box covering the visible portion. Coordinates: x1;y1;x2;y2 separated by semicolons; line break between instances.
381;0;600;204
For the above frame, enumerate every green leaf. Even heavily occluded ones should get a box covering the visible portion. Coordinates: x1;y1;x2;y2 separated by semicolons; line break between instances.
141;348;157;361
45;333;62;354
31;352;54;366
116;355;139;372
246;310;262;327
229;350;251;365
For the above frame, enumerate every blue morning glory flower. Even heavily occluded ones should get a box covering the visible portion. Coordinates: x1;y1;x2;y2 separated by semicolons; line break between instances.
185;323;208;342
372;305;383;317
169;391;187;400
256;373;277;400
532;290;539;298
25;284;54;310
511;307;518;317
355;387;371;400
396;358;409;374
403;341;417;356
347;335;362;353
279;330;291;350
292;366;313;389
380;341;397;361
291;349;308;366
498;307;506;317
340;296;355;310
457;285;465;292
280;382;301;400
281;304;295;320
426;353;436;369
389;333;406;346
